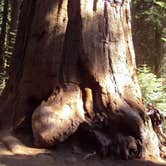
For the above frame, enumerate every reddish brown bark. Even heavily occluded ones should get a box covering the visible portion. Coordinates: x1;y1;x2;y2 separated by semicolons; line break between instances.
0;0;160;159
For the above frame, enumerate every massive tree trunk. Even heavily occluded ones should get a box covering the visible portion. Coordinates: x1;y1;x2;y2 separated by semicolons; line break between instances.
0;0;160;159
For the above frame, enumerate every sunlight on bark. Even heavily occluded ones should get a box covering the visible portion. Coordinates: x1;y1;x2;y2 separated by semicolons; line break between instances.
81;0;104;16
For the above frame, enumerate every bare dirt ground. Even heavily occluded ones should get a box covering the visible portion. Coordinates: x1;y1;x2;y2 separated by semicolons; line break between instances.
0;135;166;166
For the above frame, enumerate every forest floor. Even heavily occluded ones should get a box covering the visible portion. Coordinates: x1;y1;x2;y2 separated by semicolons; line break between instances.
0;135;166;166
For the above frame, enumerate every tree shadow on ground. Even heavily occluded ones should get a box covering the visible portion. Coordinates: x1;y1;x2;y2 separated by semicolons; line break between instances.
0;138;166;166
0;153;166;166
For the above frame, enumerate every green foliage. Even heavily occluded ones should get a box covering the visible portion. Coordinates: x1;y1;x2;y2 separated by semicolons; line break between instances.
161;37;166;42
132;0;166;30
154;0;166;9
137;65;166;111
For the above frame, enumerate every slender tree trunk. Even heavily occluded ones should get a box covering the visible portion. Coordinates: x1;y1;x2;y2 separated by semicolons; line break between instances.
0;0;160;159
0;0;8;74
9;0;21;33
159;28;166;78
6;0;21;74
131;1;165;75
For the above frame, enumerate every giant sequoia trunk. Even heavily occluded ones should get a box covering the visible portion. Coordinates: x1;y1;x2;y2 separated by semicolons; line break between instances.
0;0;160;159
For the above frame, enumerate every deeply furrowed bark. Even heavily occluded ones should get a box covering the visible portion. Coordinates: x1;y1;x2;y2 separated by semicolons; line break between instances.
0;0;160;159
0;0;68;130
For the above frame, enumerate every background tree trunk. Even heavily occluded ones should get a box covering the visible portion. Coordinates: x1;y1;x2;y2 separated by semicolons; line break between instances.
131;1;166;76
159;28;166;78
0;0;8;75
0;0;160;159
6;0;21;73
0;0;21;91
